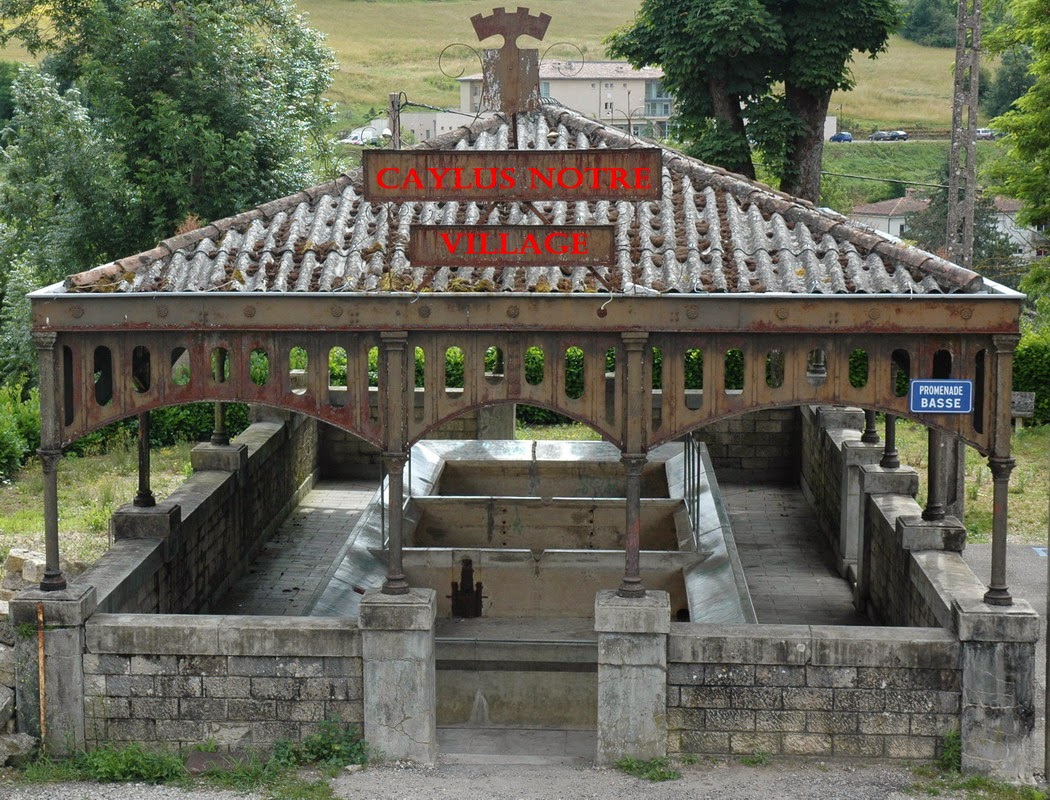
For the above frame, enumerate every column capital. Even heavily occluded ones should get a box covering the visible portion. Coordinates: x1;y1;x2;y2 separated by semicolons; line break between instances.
31;331;58;351
991;334;1021;354
380;331;409;347
382;451;409;469
988;456;1016;480
620;453;647;473
621;331;649;350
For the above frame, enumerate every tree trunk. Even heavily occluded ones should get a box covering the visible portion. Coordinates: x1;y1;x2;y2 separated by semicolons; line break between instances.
709;77;755;180
781;84;830;203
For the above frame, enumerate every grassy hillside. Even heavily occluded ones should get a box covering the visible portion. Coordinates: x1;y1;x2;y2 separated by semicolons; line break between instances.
821;140;1006;209
0;3;959;132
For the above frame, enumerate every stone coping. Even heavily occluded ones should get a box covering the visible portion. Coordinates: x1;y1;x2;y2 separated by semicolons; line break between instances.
86;614;361;656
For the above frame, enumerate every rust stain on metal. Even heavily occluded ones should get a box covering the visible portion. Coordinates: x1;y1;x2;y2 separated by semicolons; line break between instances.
471;7;551;115
410;225;615;268
362;149;663;203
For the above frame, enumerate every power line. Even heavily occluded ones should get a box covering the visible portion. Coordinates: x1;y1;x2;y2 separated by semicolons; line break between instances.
820;170;947;189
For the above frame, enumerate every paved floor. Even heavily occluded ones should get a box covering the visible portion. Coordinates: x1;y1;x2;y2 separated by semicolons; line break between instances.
213;480;376;615
720;482;863;625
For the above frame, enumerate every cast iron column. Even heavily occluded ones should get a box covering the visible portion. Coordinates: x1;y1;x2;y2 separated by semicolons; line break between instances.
32;331;66;591
984;456;1015;605
134;412;156;507
922;428;946;521
381;332;410;595
211;350;229;446
619;331;649;598
880;414;900;469
983;334;1019;606
619;454;647;598
861;410;879;444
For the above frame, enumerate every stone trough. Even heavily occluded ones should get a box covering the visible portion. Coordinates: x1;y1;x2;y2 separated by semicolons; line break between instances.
308;438;754;731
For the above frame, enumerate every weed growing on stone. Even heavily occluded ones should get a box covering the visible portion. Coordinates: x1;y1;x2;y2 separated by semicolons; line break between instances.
22;744;189;784
936;730;961;773
739;751;772;767
913;765;1047;800
615;756;681;782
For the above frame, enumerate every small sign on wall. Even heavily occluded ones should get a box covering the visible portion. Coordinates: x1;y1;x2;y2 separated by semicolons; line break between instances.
908;379;973;414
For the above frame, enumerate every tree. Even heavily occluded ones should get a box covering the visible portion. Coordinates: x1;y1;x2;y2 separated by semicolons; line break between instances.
0;0;336;380
904;159;1018;285
984;0;1050;227
606;0;900;202
982;46;1035;120
900;0;956;47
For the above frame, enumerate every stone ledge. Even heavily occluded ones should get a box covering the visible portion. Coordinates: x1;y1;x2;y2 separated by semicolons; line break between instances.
10;584;97;626
897;516;966;552
86;614;363;655
669;624;809;664
110;503;181;541
190;443;249;474
860;465;920;498
595;590;670;634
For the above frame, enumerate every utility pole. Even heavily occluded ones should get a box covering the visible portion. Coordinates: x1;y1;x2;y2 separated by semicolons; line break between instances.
946;0;981;268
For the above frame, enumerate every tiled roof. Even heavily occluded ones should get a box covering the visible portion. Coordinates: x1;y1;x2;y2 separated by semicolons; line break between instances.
460;61;665;83
850;196;930;217
66;106;985;295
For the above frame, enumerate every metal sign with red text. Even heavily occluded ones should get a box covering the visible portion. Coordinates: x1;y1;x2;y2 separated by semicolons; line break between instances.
362;149;662;203
410;225;615;268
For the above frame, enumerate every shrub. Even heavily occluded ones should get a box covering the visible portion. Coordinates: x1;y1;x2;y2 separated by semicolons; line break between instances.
73;743;186;783
0;379;39;479
1014;332;1050;424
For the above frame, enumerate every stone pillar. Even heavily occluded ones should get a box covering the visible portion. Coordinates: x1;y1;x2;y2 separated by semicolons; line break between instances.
11;585;97;755
855;464;919;615
956;596;1038;780
595;590;669;764
836;439;882;576
359;589;437;765
944;434;966;521
881;414;900;469
381;452;409;594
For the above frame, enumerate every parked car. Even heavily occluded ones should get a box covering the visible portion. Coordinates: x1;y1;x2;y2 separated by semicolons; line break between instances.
890;130;909;140
976;128;1000;140
868;130;893;141
829;131;853;142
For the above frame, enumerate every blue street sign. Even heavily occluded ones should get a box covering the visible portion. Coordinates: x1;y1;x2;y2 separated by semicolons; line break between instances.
908;380;973;414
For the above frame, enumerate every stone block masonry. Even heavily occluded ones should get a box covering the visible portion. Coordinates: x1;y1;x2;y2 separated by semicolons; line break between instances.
668;624;961;761
82;614;363;752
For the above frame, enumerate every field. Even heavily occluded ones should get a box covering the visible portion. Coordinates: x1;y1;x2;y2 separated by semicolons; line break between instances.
0;3;970;134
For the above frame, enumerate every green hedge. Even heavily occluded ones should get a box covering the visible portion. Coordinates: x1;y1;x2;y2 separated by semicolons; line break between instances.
1015;332;1050;424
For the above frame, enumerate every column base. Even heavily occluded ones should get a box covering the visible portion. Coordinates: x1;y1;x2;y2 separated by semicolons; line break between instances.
982;587;1013;606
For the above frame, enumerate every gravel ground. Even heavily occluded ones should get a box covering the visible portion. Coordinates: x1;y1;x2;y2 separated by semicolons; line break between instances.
0;758;981;800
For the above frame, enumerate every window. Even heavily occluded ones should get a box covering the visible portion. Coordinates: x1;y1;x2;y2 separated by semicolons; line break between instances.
540;81;550;96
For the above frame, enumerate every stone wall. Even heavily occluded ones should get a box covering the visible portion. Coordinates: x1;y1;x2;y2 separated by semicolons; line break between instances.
689;408;800;482
101;414;318;614
667;624;961;760
82;614;362;752
320;393;514;479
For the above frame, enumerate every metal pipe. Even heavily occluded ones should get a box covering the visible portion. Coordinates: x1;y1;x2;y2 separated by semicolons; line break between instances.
37;602;46;742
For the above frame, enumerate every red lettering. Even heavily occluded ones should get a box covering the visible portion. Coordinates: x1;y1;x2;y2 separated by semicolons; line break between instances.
634;168;651;190
609;168;628;189
544;232;569;255
475;168;499;190
402;168;424;190
428;168;453;190
439;232;464;253
500;167;517;188
557;168;583;189
376;168;399;190
520;232;542;254
572;232;588;254
529;168;555;190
